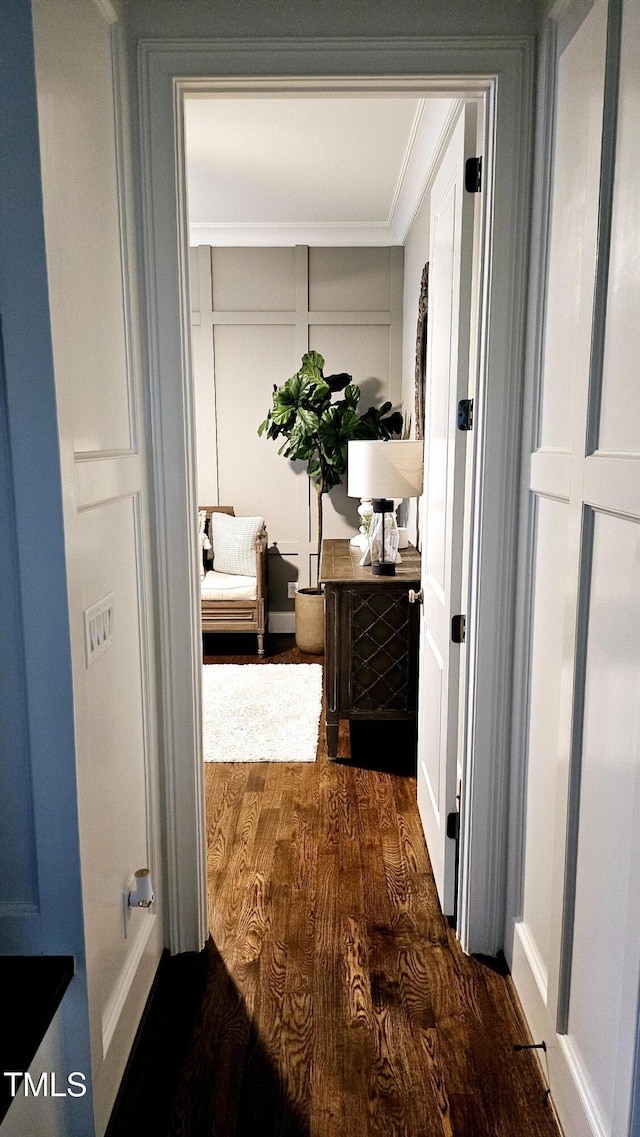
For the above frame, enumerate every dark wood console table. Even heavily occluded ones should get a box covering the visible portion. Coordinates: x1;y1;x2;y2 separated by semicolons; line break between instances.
320;539;421;759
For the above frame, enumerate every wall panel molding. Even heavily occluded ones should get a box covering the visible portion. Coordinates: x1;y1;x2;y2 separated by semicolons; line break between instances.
131;491;157;893
585;0;623;455
555;508;593;1036
191;243;403;607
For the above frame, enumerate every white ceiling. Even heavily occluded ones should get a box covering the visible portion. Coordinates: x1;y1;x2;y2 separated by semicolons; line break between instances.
184;95;456;247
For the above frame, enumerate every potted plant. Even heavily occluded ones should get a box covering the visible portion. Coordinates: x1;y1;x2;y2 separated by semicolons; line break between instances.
258;350;402;652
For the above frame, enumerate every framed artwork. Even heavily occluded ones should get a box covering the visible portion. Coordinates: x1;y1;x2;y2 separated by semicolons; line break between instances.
413;262;429;441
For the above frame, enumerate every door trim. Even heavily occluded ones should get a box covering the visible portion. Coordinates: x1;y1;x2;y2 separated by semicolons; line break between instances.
137;36;534;956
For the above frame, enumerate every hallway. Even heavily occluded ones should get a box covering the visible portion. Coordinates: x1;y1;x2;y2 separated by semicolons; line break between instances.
107;643;561;1137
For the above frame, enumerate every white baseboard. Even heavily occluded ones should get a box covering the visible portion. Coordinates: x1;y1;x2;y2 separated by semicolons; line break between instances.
510;918;603;1137
558;1035;608;1137
268;613;295;634
514;918;549;1005
101;912;156;1058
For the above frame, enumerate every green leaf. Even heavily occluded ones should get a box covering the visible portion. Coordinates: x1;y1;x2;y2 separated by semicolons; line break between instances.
380;410;404;437
344;383;360;408
354;404;403;441
300;351;324;384
302;350;324;371
296;407;320;433
261;353;403;527
309;381;331;402
323;466;342;490
326;372;351;393
285;374;302;402
273;385;295;406
271;404;295;426
337;407;360;438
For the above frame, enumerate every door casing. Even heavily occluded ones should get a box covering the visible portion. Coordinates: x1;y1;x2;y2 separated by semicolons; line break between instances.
137;37;534;956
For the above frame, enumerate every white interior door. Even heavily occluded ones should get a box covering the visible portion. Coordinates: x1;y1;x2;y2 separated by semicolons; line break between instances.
416;104;476;917
32;1;163;1128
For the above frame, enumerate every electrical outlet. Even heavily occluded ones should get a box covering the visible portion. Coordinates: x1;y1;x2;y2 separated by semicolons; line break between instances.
287;582;298;599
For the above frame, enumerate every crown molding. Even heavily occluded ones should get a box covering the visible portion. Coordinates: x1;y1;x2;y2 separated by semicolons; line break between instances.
389;97;461;242
188;220;402;247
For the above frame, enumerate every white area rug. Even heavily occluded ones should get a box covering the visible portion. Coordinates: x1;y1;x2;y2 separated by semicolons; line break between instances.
202;664;323;763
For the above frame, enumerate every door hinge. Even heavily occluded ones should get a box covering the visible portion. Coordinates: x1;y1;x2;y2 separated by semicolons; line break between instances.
465;156;482;193
451;614;466;644
447;811;460;841
457;398;474;431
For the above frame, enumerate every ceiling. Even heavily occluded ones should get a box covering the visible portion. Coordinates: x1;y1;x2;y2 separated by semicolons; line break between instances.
184;95;456;247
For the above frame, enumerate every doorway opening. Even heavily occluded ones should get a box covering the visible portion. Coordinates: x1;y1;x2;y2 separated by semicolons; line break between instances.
183;88;482;913
138;45;533;959
185;94;463;615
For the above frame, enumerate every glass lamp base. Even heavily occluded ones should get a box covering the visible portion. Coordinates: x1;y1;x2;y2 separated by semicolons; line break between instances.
371;561;396;576
367;501;400;574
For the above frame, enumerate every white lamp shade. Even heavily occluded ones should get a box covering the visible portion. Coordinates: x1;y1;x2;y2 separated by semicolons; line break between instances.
348;440;424;499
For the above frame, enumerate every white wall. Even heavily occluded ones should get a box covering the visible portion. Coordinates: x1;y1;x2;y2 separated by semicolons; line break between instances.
191;243;404;626
509;1;640;1134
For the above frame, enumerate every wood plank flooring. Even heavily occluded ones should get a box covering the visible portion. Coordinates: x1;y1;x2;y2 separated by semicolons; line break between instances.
164;638;562;1137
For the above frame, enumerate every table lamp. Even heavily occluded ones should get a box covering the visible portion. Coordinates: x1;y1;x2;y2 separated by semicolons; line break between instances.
347;440;424;575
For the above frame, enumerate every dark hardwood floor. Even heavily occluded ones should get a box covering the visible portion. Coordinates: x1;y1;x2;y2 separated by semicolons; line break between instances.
109;634;562;1137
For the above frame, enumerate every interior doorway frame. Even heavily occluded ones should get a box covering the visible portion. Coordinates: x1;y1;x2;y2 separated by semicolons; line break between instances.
137;37;534;957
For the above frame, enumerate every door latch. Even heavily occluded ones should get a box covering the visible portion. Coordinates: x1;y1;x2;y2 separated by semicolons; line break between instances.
451;614;466;643
465;156;482;193
446;812;460;841
457;399;474;431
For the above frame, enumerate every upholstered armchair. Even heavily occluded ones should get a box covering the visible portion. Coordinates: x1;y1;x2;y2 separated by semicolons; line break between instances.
199;506;268;656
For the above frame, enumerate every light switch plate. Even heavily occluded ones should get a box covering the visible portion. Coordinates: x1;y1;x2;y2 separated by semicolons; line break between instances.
84;592;115;667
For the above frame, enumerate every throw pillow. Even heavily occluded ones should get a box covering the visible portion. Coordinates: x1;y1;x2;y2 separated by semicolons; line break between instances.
210;513;264;577
198;509;212;579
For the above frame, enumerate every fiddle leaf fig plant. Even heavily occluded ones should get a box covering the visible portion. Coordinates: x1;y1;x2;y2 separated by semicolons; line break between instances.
258;351;403;591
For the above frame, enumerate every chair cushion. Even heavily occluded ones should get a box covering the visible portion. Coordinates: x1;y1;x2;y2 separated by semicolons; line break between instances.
210;513;264;576
201;571;257;601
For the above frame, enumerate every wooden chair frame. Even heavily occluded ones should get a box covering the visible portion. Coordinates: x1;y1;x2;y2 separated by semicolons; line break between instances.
200;505;268;657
